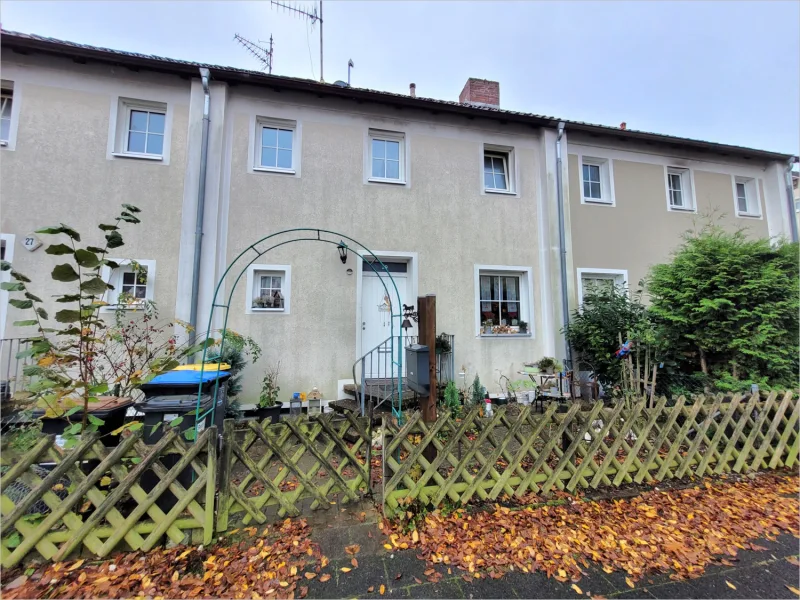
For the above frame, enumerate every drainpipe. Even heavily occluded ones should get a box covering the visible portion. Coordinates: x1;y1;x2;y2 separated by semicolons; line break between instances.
785;157;799;243
189;68;211;343
555;121;573;368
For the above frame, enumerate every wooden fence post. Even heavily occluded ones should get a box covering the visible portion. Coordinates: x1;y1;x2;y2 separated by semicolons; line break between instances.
417;294;437;461
216;419;234;532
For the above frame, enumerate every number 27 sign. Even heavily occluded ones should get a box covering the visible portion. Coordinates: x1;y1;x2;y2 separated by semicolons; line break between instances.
22;233;42;252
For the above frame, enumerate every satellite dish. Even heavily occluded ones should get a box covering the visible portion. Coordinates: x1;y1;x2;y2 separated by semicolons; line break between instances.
333;80;348;88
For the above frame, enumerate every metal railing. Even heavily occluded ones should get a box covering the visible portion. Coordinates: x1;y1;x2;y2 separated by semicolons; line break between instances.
351;333;455;416
1;338;32;402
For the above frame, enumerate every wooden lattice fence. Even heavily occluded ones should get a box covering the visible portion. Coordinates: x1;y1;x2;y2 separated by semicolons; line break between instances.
382;392;799;515
216;413;373;531
0;426;217;568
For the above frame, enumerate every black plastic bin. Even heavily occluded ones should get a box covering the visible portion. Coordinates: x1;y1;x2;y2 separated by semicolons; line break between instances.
136;392;216;511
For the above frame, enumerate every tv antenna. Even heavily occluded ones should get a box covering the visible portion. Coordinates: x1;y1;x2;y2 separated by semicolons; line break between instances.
270;0;324;82
234;33;274;74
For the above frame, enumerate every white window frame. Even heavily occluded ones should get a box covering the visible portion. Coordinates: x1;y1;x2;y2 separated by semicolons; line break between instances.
473;265;534;338
579;155;615;206
732;175;761;218
665;166;696;212
245;264;292;315
0;80;20;151
100;259;157;310
110;97;171;163
253;117;298;175
482;144;517;195
577;268;628;305
367;129;406;185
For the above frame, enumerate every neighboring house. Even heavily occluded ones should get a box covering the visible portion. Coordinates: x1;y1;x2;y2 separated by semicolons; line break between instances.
0;31;797;402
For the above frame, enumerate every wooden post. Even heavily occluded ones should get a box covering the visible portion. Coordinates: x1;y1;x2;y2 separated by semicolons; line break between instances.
417;295;437;461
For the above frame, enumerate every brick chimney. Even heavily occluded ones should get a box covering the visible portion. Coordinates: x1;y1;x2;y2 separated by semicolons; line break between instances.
459;78;499;107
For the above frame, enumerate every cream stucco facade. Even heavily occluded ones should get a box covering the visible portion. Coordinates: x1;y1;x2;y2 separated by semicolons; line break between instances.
1;32;796;404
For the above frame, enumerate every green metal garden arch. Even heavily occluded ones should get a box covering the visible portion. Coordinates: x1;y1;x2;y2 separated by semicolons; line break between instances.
192;228;405;437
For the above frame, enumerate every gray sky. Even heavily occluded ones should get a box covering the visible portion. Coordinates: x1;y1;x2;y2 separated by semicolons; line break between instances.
2;0;798;154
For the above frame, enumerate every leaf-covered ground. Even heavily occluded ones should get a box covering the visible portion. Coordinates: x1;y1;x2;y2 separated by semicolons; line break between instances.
384;472;799;586
2;518;329;599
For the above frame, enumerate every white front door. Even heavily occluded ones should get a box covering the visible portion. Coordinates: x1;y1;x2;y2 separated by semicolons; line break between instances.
361;262;408;378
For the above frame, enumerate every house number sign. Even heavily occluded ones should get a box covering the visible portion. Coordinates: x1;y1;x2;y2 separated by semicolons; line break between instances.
22;233;42;252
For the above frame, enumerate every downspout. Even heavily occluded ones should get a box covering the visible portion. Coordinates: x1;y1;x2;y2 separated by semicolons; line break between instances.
555;121;573;367
785;157;799;243
189;68;211;343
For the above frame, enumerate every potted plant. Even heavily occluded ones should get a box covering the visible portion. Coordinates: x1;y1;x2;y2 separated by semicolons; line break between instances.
483;320;493;334
538;357;559;374
523;361;539;374
435;333;452;354
518;320;528;334
257;363;282;424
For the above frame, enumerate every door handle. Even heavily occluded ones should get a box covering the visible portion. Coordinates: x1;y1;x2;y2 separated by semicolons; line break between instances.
362;321;366;331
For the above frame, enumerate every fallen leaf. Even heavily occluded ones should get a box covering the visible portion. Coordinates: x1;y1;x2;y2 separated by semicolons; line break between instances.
345;544;361;555
395;573;402;580
351;558;359;568
786;556;800;567
290;566;298;576
67;560;84;571
725;581;736;590
572;584;583;595
368;586;374;593
414;577;423;584
380;584;386;595
786;585;800;595
341;567;352;573
625;577;634;589
172;571;179;582
383;544;393;551
304;572;316;580
279;581;289;587
319;574;331;583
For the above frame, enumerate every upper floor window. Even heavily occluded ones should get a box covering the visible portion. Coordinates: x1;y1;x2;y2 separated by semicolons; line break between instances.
734;176;760;217
368;130;405;184
0;87;12;144
666;167;694;211
484;153;509;192
112;98;169;162
580;156;613;205
257;120;295;172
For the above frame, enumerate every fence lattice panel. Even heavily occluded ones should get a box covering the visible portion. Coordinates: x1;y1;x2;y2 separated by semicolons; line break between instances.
0;427;217;568
216;413;372;531
382;392;799;515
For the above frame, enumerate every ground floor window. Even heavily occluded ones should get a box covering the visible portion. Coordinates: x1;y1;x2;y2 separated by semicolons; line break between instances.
577;268;628;304
474;265;533;336
246;264;292;314
102;258;156;308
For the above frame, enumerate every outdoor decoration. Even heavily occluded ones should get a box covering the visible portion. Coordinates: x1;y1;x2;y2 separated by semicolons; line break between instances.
307;387;323;416
337;240;348;264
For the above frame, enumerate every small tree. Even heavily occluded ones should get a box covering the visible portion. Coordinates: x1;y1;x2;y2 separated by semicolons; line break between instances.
647;224;799;392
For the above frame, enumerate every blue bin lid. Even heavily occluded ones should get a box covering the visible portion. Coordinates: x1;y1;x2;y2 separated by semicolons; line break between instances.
145;369;231;387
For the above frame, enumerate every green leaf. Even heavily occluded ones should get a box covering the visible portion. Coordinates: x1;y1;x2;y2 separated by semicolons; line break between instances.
25;292;43;303
80;277;109;295
105;231;124;249
149;422;163;436
15;347;35;359
58;224;81;241
89;383;109;395
63;406;82;418
130;456;142;464
35;226;68;236
74;249;101;268
55;309;82;323
168;416;184;428
184;428;197;441
35;307;48;320
0;281;25;291
88;414;104;426
9;299;33;310
128;422;143;432
120;212;141;224
122;203;141;213
22;365;45;376
13;319;38;327
86;246;107;254
0;260;10;271
56;294;82;303
45;244;75;256
64;437;78;449
64;423;82;435
104;260;120;270
5;532;21;548
10;270;31;283
51;263;80;282
98;224;119;232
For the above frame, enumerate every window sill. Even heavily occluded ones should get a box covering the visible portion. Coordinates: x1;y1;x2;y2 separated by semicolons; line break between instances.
484;188;516;196
253;166;296;175
251;308;285;313
582;198;614;206
0;141;7;147
480;333;532;339
736;212;762;219
668;206;695;213
100;302;152;312
368;177;406;186
111;152;163;161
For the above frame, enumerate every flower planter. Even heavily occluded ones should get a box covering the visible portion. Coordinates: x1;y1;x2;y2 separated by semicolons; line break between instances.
256;401;283;425
29;396;133;447
493;396;509;406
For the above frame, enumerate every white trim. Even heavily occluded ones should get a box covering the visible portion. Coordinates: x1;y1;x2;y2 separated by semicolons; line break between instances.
481;143;520;197
665;166;697;213
473;264;535;338
365;129;408;186
731;175;763;219
100;258;157;310
578;154;615;206
108;96;172;165
0;80;21;151
576;268;628;304
355;251;418;361
245;264;292;315
251;116;300;176
0;234;15;336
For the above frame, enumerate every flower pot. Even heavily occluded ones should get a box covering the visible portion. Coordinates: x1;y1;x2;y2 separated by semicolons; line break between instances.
493;396;509;406
545;367;554;375
256;401;283;425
